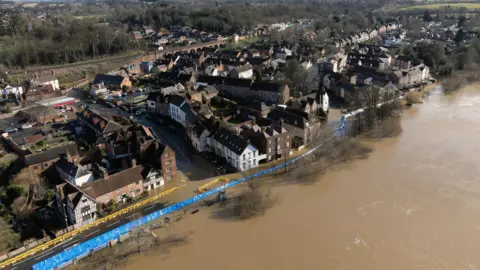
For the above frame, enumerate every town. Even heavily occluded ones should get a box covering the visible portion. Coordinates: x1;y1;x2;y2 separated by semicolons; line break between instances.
1;1;479;268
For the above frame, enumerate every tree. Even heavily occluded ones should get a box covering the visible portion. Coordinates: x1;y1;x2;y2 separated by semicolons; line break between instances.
454;29;464;43
0;217;20;253
423;10;433;22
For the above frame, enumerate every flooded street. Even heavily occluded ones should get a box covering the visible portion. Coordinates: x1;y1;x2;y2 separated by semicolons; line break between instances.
127;87;480;270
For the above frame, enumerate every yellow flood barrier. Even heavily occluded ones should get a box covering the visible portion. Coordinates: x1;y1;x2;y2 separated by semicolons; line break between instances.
196;178;229;194
0;186;182;268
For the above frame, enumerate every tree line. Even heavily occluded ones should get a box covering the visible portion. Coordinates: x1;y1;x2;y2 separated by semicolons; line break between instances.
0;2;383;70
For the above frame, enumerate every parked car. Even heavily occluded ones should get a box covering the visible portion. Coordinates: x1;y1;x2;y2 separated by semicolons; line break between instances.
21;124;32;129
4;127;18;133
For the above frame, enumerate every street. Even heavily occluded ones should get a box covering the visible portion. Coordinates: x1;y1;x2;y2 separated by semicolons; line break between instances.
10;197;172;270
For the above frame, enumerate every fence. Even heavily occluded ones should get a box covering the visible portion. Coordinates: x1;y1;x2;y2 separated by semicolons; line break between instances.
31;116;348;270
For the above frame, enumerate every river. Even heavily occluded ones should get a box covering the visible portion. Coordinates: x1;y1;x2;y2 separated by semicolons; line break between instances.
126;86;480;270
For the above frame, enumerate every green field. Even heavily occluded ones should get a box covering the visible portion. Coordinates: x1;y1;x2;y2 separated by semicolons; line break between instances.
399;3;480;10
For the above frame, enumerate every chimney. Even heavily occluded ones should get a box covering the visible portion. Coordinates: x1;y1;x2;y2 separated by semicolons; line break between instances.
132;158;137;167
101;167;109;179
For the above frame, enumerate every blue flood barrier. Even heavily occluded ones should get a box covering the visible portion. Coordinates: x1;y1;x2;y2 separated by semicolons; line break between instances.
33;118;348;270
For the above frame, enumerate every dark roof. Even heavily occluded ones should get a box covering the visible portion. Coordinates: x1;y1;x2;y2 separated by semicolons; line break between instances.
197;75;225;85
25;143;78;166
246;57;270;66
224;78;253;88
147;91;164;101
55;156;90;179
82;165;151;198
157;72;179;81
76;109;124;135
396;55;412;62
250;82;285;93
267;108;308;129
93;74;125;85
57;181;94;208
213;126;251;155
169;94;185;107
177;73;194;83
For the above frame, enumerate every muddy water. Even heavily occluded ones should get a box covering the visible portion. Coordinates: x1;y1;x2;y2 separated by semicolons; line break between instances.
127;87;480;270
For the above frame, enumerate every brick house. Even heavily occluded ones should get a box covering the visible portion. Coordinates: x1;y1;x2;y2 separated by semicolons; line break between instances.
92;74;132;90
250;82;290;105
241;123;291;162
24;143;79;176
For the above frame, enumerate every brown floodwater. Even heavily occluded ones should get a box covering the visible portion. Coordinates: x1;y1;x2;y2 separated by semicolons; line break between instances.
126;86;480;270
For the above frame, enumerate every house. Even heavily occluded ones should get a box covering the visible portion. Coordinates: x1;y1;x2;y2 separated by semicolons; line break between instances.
241;123;291;162
82;165;151;204
147;92;169;116
267;108;322;148
105;124;177;182
140;62;155;73
197;85;218;101
30;74;60;91
16;105;61;124
54;181;97;227
230;64;253;79
132;31;143;40
391;64;430;88
169;95;187;126
76;109;124;142
24;142;79;176
92;74;132;90
55;155;93;187
205;65;219;76
249;82;290;105
391;55;412;69
221;78;253;99
287;90;329;117
2;85;23;96
189;123;211;152
89;83;108;98
25;85;60;103
211;126;266;171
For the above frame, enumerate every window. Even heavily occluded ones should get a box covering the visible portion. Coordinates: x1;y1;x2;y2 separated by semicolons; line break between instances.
136;189;141;193
286;142;289;147
156;182;161;186
43;163;49;168
81;206;91;213
82;198;88;203
269;148;271;153
34;165;39;170
243;154;246;160
243;163;246;170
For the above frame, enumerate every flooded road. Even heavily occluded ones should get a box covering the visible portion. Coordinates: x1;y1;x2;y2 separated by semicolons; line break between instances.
127;87;480;270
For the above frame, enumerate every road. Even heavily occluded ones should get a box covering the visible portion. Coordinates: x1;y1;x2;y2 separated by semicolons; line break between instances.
9;197;171;270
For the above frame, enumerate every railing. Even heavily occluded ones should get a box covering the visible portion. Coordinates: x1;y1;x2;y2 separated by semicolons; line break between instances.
0;186;181;268
31;117;348;270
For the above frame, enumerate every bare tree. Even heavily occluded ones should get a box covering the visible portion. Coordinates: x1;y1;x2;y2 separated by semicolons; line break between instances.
0;217;20;253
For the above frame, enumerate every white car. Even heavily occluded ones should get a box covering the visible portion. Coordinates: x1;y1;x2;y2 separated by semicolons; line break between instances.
4;127;18;133
21;124;32;129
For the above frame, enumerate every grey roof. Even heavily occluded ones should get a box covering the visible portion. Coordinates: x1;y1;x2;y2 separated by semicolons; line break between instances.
93;74;125;86
267;109;308;129
56;157;90;179
25;143;78;166
250;82;285;93
169;94;185;107
213;126;251;155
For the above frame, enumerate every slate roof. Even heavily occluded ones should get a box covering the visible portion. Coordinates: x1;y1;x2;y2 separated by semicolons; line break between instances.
223;78;253;88
197;75;225;85
93;74;125;86
82;165;149;199
267;108;308;129
56;156;90;179
169;94;185;107
147;91;164;102
25;143;78;166
250;82;285;93
213;126;251;155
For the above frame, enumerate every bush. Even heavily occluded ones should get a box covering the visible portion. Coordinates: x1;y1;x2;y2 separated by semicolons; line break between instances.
45;189;56;202
3;103;14;113
6;184;25;199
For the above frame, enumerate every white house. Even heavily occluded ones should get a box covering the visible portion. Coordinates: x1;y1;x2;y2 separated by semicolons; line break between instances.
189;124;211;152
90;83;108;98
230;64;253;79
169;95;187;126
2;85;23;96
205;65;219;76
141;167;164;191
30;74;60;90
212;126;266;171
55;157;93;187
